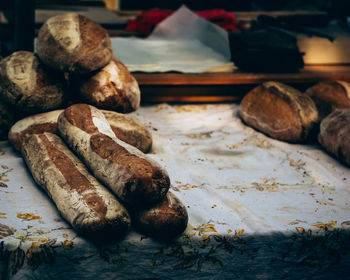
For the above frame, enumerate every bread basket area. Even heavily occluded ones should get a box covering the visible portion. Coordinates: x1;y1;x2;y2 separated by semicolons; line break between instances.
1;10;350;280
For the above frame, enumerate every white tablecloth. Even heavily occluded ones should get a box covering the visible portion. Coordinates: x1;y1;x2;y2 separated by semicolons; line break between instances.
1;103;350;279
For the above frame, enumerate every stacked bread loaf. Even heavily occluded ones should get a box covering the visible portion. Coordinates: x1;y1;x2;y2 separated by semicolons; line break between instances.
239;80;350;167
0;12;141;139
3;13;188;241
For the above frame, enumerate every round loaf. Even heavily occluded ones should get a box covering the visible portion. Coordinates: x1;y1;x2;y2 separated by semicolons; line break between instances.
8;109;152;153
239;81;319;142
72;58;140;113
318;108;350;166
131;191;188;240
305;80;350;120
0;51;66;113
36;12;113;74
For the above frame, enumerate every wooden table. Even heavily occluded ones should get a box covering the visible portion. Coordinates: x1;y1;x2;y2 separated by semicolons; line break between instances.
134;65;350;103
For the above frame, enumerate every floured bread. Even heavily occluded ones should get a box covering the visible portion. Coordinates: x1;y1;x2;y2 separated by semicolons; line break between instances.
8;110;62;151
101;110;152;153
0;51;66;113
57;104;169;207
71;58;140;113
8;109;152;153
305;80;350;120
36;13;113;74
239;81;319;142
131;191;188;240
318;108;350;166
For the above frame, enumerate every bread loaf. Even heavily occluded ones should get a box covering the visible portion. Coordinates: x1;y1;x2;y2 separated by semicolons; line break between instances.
8;110;62;151
131;191;188;240
36;13;113;74
318;108;350;166
57;104;169;207
239;81;319;142
21;132;131;241
8;109;152;153
101;110;152;153
72;58;140;113
0;51;66;113
305;80;350;120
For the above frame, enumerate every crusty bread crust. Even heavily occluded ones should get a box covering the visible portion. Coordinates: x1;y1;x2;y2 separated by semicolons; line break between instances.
0;51;66;113
73;58;140;113
318;108;350;166
8;109;152;153
239;81;318;142
36;13;113;73
21;132;131;241
131;191;188;240
305;80;350;120
57;104;169;207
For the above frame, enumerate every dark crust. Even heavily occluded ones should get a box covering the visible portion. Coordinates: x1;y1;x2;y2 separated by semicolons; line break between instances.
36;14;112;73
318;108;350;166
132;192;188;240
64;104;98;134
22;133;130;242
38;134;108;223
90;133;170;204
9;122;57;151
79;78;133;112
306;81;350;119
0;52;66;113
239;84;303;142
77;58;136;113
111;126;152;153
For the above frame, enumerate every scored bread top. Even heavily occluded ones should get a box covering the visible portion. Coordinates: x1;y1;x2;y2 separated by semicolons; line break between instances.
46;13;81;53
4;51;36;93
36;13;113;73
239;81;318;142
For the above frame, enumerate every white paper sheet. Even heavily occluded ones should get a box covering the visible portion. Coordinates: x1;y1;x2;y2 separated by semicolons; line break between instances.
111;5;235;73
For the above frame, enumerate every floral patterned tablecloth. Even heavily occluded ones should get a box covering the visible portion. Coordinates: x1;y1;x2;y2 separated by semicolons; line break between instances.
1;103;350;280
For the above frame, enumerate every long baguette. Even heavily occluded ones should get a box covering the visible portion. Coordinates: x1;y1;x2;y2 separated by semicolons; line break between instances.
57;104;170;207
21;132;131;241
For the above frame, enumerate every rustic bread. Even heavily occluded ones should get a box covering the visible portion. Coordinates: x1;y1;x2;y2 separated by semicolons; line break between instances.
305;80;350;120
239;81;319;142
318;108;350;166
8;110;62;151
21;132;131;241
57;104;169;207
131;191;188;240
8;109;152;153
36;13;113;74
71;58;140;113
0;51;66;114
101;110;152;153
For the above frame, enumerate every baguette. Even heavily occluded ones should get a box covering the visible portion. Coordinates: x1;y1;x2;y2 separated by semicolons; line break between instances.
57;104;169;207
21;132;131;241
